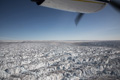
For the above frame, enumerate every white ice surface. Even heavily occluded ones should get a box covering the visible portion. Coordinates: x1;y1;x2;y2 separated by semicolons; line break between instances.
0;41;120;80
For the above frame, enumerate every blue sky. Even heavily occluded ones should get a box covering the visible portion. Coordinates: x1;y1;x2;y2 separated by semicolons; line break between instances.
0;0;120;40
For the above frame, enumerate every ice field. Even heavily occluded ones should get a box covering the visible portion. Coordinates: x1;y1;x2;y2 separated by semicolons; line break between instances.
0;41;120;80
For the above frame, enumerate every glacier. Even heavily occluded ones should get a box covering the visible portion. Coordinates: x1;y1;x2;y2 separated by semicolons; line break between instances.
0;41;120;80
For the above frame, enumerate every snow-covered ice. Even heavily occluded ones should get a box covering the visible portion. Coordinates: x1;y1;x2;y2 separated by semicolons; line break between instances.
0;41;120;80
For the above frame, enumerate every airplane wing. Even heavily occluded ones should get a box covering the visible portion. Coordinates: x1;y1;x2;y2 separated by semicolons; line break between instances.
31;0;108;25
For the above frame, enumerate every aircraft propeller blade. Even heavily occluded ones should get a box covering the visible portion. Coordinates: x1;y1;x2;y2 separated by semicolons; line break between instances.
75;13;84;26
109;0;120;12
